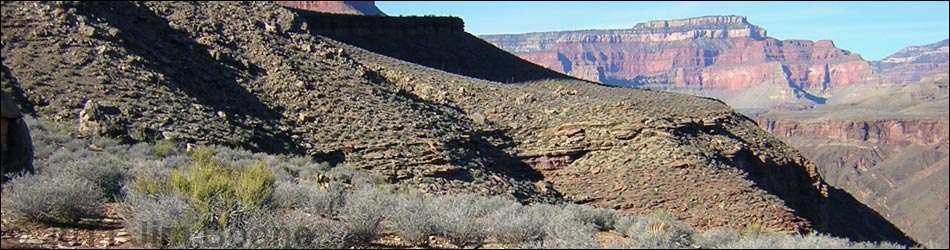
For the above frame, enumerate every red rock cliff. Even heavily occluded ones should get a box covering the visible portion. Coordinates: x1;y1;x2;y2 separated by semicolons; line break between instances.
482;16;880;107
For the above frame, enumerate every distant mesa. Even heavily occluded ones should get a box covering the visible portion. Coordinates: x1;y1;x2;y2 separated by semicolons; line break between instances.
873;39;949;83
274;1;386;16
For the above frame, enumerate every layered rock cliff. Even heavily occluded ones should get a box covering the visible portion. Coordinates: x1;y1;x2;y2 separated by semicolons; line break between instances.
274;1;385;16
873;39;949;84
481;15;880;110
759;119;947;147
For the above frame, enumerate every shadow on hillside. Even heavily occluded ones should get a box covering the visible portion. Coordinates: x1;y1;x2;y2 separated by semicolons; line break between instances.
0;64;35;115
70;2;300;154
704;121;918;246
823;185;920;246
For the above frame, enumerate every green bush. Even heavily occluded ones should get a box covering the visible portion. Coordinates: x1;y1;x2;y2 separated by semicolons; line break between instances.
130;147;276;229
234;161;276;210
152;140;179;158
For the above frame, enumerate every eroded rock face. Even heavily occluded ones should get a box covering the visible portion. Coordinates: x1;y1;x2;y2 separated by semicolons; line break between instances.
754;77;950;248
481;15;880;108
873;39;949;84
1;90;34;183
758;119;948;147
274;1;385;16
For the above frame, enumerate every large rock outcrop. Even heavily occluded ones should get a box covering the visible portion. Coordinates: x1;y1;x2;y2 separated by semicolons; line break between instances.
873;39;949;84
481;15;880;110
273;1;385;16
281;9;574;83
0;90;34;183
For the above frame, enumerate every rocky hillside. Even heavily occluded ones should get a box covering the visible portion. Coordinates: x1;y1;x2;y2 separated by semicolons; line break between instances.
0;1;915;246
481;15;880;112
274;1;385;16
756;74;950;248
873;39;949;84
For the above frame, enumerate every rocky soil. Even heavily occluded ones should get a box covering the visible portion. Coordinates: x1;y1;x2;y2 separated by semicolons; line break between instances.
0;1;918;247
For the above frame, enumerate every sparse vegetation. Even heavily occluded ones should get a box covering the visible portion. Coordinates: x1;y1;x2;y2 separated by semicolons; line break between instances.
0;116;917;249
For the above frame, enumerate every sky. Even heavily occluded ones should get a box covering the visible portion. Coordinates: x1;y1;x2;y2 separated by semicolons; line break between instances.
376;1;950;61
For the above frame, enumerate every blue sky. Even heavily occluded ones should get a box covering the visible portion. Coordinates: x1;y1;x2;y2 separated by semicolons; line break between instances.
376;1;950;61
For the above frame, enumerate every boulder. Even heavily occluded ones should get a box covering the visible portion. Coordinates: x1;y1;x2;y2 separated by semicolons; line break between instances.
78;99;128;138
1;90;34;183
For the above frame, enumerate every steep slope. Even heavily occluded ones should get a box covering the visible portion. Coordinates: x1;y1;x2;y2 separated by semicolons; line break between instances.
481;15;880;112
873;39;949;84
1;1;915;246
0;0;551;203
757;74;950;248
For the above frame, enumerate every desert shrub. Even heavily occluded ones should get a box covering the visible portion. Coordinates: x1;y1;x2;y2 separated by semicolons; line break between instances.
20;117;132;200
387;192;437;246
739;222;779;237
691;227;740;249
122;194;195;245
1;172;103;224
271;179;346;217
26;116;76;162
234;162;276;210
310;181;347;217
520;204;599;249
46;156;129;201
429;193;503;247
152;139;180;158
565;204;621;231
617;214;694;249
128;147;276;230
484;202;545;244
272;180;319;209
340;185;392;244
179;211;352;249
614;216;636;237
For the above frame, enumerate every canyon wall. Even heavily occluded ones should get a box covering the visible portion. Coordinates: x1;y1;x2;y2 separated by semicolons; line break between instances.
482;15;880;110
754;76;950;248
759;119;948;147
